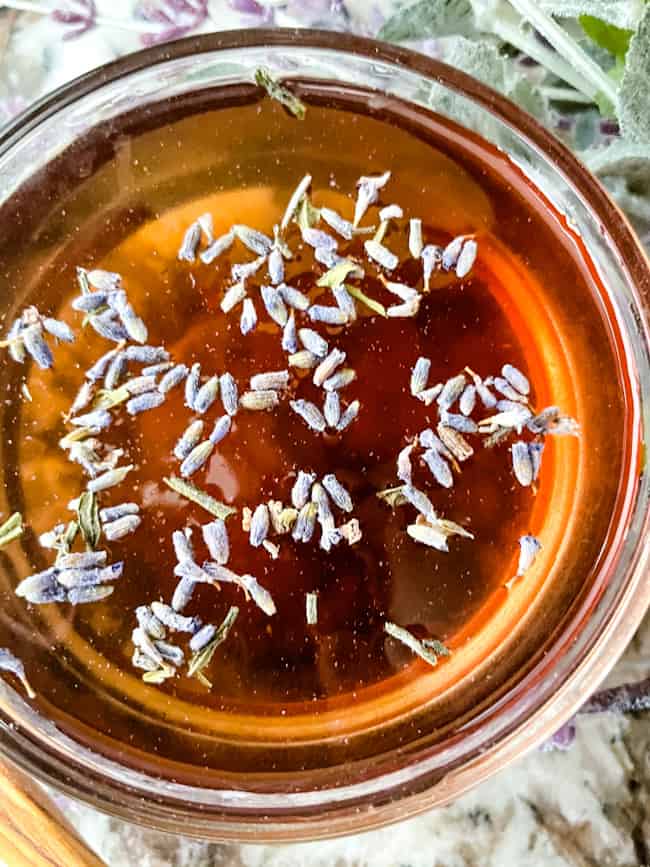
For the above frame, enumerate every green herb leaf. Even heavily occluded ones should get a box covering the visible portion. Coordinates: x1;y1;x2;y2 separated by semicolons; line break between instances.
346;286;387;317
77;491;101;550
93;385;130;410
378;0;474;42
188;606;239;686
255;67;306;120
296;196;321;232
384;622;451;667
143;662;175;685
619;5;650;142
580;14;632;61
376;485;408;508
316;260;361;288
0;513;23;548
164;476;237;520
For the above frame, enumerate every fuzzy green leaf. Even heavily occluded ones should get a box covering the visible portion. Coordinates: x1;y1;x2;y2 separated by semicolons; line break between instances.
540;0;644;31
620;5;650;142
378;0;475;41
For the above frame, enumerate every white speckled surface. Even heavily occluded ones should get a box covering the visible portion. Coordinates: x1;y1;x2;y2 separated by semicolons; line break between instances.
3;3;650;863
50;609;650;865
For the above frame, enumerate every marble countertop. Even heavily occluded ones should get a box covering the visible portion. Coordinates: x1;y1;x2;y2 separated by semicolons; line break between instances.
3;2;650;864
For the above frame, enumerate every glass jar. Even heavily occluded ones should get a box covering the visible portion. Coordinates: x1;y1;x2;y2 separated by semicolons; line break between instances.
0;28;649;842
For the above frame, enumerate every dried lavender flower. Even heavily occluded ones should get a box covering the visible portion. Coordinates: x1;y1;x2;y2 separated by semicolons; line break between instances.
202;519;229;565
336;399;360;431
516;535;542;577
233;224;273;256
68;585;114;605
323;390;341;428
209;415;232;446
219;373;239;416
313;348;346;388
308;305;348;326
323;368;356;391
87;465;133;493
282;311;298;354
438;374;466;411
332;284;357;322
321;207;353;240
409;218;423;258
422;448;453;489
108;290;148;344
410;357;431;395
22;324;53;369
289;350;318;369
249;504;270;547
184;363;201;410
189;623;217;653
124;345;169;364
455;239;478;278
402;484;437;521
240;298;258;335
322;474;353;512
178;221;202;261
422;244;442;290
99;503;138;523
136;605;166;640
194;376;220;415
354;171;391;227
172;528;194;564
250;370;289;391
281;174;312;231
441;236;464;271
126;390;165;415
306;592;318;625
290;399;326;432
159;363;189;394
240;390;279;411
70;409;112;430
261;285;289;326
511;441;534;487
103;515;141;541
502;363;530;396
278;283;310;312
174;419;204;461
459;385;476;417
291;470;316;510
221;281;247;314
180;440;214;478
298;328;328;357
151;601;201;634
364;239;398;270
268;247;285;285
200;230;235;264
292;502;317;543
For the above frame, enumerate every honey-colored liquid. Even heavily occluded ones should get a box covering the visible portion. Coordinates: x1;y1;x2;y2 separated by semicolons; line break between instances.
0;85;632;779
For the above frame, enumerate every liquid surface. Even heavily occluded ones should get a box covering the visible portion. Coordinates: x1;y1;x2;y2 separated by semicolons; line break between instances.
0;87;630;777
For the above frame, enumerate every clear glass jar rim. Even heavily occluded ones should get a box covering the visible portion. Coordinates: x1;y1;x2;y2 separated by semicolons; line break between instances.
1;27;650;842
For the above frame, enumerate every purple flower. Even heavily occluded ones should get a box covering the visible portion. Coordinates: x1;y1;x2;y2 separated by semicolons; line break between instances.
136;0;208;46
51;0;97;39
540;718;576;752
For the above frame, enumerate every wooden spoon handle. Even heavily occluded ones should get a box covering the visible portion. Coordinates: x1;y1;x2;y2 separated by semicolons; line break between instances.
0;759;105;866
